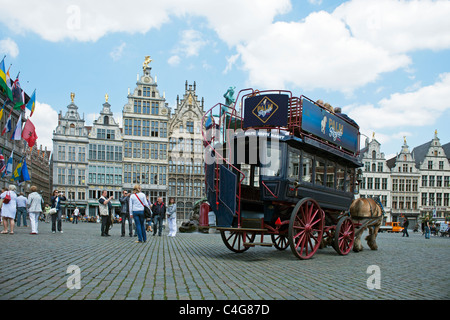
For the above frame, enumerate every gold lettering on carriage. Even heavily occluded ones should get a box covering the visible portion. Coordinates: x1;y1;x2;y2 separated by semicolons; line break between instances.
328;117;344;142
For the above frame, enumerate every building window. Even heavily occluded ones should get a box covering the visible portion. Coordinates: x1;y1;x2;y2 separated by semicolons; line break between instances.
78;169;85;185
428;161;433;170
429;176;435;187
124;119;132;135
436;176;442;187
382;178;388;190
439;161;444;170
151;102;159;115
58;168;65;184
97;128;105;139
160;122;167;138
377;162;383;172
151;121;159;137
422;175;427;187
133;120;141;136
58;146;66;161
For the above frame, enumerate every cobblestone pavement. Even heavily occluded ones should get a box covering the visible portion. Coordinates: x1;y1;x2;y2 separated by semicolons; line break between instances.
0;220;449;302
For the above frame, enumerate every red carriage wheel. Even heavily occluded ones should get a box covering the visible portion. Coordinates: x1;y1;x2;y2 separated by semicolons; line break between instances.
271;234;289;250
333;216;355;255
220;230;256;253
288;198;324;260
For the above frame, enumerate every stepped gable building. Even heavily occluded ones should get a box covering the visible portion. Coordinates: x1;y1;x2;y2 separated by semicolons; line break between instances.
386;137;421;224
168;81;205;221
411;130;450;219
87;95;123;216
122;57;170;203
358;133;391;216
52;93;89;216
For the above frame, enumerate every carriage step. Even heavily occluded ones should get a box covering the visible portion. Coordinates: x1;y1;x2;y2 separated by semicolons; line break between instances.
216;227;268;233
244;242;273;247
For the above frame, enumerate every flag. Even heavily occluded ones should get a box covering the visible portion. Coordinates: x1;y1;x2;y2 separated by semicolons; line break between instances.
19;158;30;183
0;99;7;121
12;75;25;110
0;152;5;176
21;118;38;147
2;151;13;178
1;112;11;136
0;57;12;100
26;89;36;116
12;159;23;181
10;113;22;140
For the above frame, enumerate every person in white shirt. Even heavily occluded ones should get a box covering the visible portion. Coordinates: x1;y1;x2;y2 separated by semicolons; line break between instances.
73;207;80;224
128;184;150;243
16;192;28;227
27;186;43;234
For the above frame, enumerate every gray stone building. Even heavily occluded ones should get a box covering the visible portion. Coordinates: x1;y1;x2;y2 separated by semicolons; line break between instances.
168;81;205;221
122;57;170;203
52;93;89;216
87;95;123;217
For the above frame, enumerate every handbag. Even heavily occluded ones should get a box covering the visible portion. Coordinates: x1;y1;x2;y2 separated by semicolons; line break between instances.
49;208;57;214
134;193;152;219
3;192;11;204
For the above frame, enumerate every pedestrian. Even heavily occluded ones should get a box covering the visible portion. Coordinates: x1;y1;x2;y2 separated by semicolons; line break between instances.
16;192;28;227
167;198;177;237
99;190;113;237
51;189;66;233
27;186;44;235
128;184;150;243
152;196;166;237
73;207;80;224
1;185;18;234
424;216;431;239
44;204;51;223
119;190;133;237
402;217;409;237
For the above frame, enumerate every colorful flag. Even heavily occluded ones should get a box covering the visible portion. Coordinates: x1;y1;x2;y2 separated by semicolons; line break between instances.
1;112;12;136
21;118;38;147
0;99;7;121
26;89;36;116
2;151;13;178
0;152;5;176
12;75;25;110
0;57;12;100
12;159;23;181
10;113;22;140
19;158;30;183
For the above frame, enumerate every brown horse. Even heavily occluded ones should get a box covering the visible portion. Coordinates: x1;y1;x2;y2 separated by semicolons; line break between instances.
349;198;383;252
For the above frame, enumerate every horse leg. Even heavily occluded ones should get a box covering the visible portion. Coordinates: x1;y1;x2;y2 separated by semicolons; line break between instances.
353;227;364;252
366;220;381;250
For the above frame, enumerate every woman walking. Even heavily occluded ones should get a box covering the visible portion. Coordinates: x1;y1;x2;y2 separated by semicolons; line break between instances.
1;185;18;234
167;198;177;237
27;186;43;234
128;184;150;243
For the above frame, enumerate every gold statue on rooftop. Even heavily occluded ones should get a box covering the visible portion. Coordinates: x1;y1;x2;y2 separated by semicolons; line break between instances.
70;92;75;103
143;56;152;70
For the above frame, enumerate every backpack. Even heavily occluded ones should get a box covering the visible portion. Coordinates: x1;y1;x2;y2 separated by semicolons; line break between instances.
3;192;11;204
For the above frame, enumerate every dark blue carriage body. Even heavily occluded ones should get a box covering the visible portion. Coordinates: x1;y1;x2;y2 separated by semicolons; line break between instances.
203;90;362;228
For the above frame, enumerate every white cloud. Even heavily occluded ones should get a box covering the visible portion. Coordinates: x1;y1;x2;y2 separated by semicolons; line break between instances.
0;38;19;58
223;53;240;74
237;12;410;92
346;73;450;130
167;55;181;66
333;0;450;54
31;102;59;150
177;29;207;57
110;42;126;61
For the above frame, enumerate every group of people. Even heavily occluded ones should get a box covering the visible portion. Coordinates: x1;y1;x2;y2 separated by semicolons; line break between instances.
114;184;177;243
0;185;68;235
1;184;177;242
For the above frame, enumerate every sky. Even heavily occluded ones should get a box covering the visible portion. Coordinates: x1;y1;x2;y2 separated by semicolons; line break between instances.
1;0;450;160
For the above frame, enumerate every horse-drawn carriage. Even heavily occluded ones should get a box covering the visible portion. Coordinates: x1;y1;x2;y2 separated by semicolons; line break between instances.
202;89;383;260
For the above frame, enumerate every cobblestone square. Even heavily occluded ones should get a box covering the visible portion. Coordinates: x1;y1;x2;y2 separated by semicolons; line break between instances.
0;221;449;301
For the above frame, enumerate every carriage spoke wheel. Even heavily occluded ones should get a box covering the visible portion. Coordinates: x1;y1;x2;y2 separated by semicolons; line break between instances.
288;198;324;260
333;216;355;255
271;234;289;251
220;230;256;253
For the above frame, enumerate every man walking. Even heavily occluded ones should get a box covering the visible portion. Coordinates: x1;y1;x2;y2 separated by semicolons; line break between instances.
119;190;133;237
402;217;409;237
152;197;166;237
16;192;28;227
99;190;113;236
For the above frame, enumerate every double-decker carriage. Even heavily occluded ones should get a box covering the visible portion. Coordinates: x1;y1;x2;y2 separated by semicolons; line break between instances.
202;89;364;260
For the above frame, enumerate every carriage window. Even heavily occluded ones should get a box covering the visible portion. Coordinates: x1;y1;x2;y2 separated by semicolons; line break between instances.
301;153;313;183
315;158;325;186
337;166;345;191
288;148;300;180
261;142;281;177
326;163;335;188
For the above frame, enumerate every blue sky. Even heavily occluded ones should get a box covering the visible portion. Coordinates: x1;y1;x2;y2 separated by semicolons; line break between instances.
1;0;450;160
